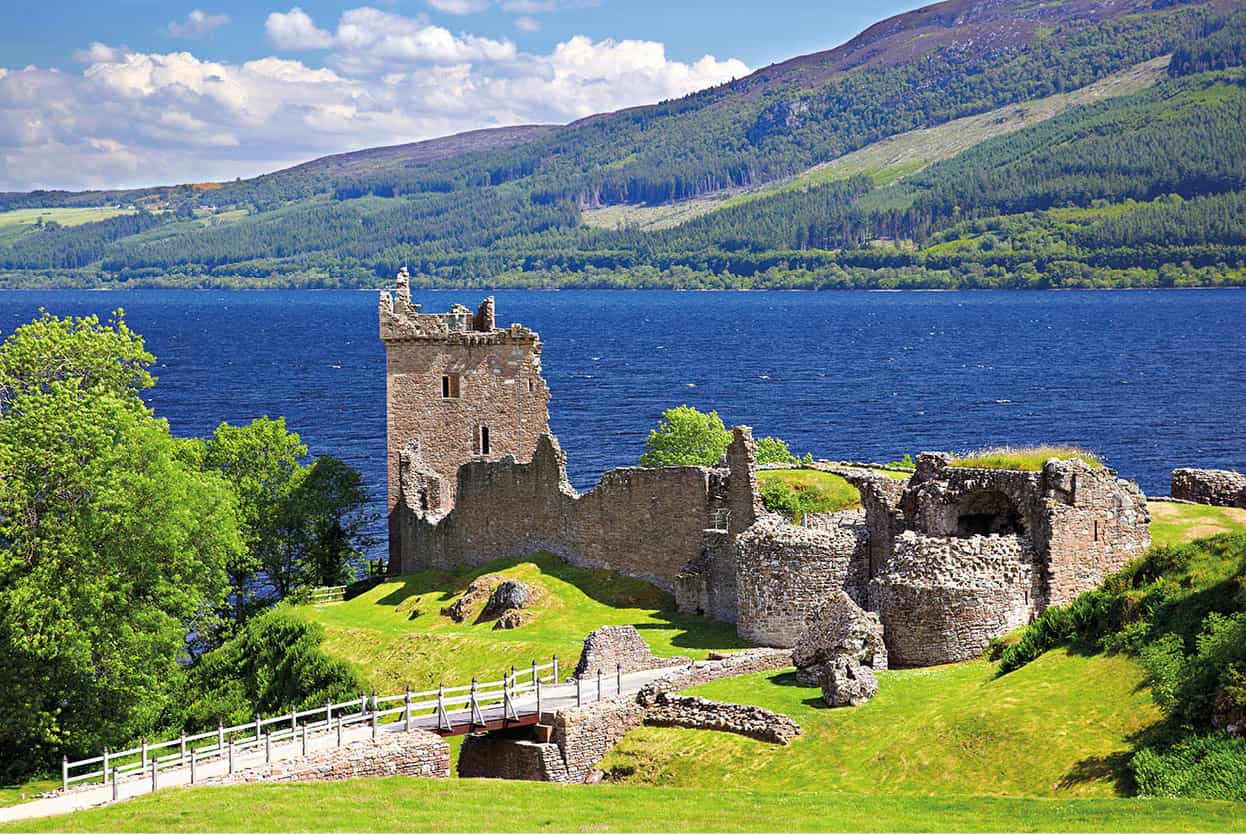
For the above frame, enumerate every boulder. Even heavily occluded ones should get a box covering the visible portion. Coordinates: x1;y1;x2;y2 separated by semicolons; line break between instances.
481;579;531;620
791;590;887;686
440;576;500;623
820;655;878;708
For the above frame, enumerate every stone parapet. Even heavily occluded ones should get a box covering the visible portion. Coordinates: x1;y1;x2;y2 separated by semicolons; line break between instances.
204;731;449;785
1172;468;1246;509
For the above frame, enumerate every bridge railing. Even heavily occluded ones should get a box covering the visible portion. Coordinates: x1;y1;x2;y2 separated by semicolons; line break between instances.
61;657;561;793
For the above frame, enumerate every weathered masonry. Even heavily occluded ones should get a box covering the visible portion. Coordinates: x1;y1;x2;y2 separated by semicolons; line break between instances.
380;280;1152;666
380;268;551;568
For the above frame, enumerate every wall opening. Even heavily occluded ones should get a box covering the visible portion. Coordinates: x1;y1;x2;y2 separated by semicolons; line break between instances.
442;374;461;399
479;425;491;456
954;489;1025;537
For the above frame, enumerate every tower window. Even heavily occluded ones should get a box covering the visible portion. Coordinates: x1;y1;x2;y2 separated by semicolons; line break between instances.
528;378;535;394
479;425;491;456
442;374;461;399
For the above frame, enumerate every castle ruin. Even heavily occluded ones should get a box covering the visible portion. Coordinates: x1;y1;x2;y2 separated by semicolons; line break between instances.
380;284;1152;666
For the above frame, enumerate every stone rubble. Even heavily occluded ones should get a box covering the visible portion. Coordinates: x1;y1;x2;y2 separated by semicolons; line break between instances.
791;590;887;689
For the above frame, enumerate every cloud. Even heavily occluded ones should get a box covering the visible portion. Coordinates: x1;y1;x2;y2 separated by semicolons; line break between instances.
265;7;334;49
513;16;542;32
0;13;749;190
166;10;232;39
426;0;492;13
501;0;599;12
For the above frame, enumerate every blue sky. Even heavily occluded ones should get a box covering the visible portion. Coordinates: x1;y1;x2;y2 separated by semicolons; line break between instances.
0;1;923;191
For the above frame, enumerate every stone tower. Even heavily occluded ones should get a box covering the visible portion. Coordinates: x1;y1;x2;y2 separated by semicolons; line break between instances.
379;268;551;568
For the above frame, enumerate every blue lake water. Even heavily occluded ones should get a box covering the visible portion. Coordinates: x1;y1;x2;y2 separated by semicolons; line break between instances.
6;289;1244;557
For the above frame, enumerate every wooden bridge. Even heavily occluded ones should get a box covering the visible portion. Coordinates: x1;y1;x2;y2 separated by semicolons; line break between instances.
0;657;670;824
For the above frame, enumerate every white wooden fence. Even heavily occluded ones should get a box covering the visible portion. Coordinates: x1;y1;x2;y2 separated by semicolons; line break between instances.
307;585;346;605
61;656;563;794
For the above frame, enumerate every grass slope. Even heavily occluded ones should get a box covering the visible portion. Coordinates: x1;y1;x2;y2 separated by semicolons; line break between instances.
297;554;745;693
0;207;135;246
602;650;1158;798
5;780;1243;833
580;57;1170;232
948;446;1103;471
1150;501;1246;548
757;469;862;515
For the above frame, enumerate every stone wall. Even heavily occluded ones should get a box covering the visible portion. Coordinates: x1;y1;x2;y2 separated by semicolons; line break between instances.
206;731;449;785
458;734;571;782
395;429;762;600
572;625;690;680
735;514;869;648
869;531;1038;666
545;695;648;783
1172;468;1246;509
638;691;800;744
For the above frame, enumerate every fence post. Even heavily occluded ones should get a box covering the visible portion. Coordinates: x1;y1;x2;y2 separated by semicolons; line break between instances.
437;683;447;732
371;711;378;742
265;731;272;764
302;723;308;756
102;746;109;785
531;660;537;690
61;755;68;793
325;699;332;728
112;766;119;801
536;677;542;716
217;721;224;755
336;715;343;747
179;732;186;766
597;669;603;702
190;749;196;785
359;691;366;717
254;713;262;745
552;655;558;683
404;686;412;732
290;707;297;734
151;760;158;793
141;737;149;776
617;662;622;695
470;677;478;729
511;665;517;694
371;690;378;718
575;676;582;708
228;738;235;774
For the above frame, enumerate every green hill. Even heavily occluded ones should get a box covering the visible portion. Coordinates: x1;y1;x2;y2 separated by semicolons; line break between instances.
2;0;1246;289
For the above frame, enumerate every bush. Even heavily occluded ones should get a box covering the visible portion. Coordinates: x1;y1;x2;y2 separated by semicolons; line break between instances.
639;406;731;468
755;436;795;465
1132;733;1246;800
169;608;366;731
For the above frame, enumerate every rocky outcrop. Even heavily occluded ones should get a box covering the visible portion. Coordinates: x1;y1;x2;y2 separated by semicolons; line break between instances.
481;579;531;620
571;625;690;680
440;575;500;623
820;655;878;707
791;590;887;686
1172;468;1246;509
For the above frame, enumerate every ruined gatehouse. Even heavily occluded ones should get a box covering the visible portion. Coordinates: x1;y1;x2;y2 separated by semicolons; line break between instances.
380;282;1152;666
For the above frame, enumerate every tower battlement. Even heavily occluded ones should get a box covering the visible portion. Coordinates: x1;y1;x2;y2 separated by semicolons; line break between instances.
379;268;538;345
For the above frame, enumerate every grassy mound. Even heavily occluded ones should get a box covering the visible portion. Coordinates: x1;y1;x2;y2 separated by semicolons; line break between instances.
295;554;745;693
601;650;1158;798
5;780;1243;833
949;446;1103;471
997;533;1246;799
757;469;861;523
1150;501;1246;548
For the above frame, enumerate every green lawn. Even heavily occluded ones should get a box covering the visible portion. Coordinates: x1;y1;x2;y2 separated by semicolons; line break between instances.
296;554;746;693
949;446;1103;471
0;207;136;246
5;780;1242;832
0;778;57;809
757;469;862;518
601;649;1158;799
1150;500;1246;548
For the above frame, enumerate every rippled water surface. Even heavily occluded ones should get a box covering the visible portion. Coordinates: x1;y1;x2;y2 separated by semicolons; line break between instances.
8;289;1243;555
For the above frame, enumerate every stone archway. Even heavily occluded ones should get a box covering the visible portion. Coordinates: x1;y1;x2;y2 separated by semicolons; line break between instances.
954;489;1025;537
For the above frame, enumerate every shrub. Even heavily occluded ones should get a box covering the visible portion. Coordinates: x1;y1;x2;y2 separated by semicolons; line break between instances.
755;436;795;465
1132;733;1246;800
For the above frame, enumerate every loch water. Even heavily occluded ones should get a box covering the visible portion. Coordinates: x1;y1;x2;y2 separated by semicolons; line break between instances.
7;288;1244;556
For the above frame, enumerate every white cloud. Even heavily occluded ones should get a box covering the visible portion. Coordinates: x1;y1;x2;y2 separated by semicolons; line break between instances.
265;7;334;49
167;10;232;39
426;0;492;13
514;15;542;32
0;12;750;191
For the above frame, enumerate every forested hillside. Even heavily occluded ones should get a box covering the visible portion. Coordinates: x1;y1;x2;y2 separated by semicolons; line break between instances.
2;0;1245;289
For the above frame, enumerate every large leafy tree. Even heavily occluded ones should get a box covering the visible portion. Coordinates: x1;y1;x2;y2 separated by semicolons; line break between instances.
639;405;732;468
204;417;374;625
0;312;242;778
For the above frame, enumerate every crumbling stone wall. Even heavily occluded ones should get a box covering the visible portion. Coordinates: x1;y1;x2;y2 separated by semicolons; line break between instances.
735;514;869;647
638;691;801;744
380;273;551;567
869;531;1039;666
206;731;449;785
572;625;690;680
396;429;761;601
1172;468;1246;509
